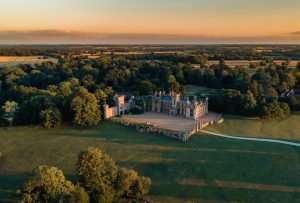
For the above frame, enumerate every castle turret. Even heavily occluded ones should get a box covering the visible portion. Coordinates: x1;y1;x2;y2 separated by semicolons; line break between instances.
114;94;125;115
103;104;110;120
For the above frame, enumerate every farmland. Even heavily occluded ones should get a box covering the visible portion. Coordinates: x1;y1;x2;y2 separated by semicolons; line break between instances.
0;56;57;67
206;60;299;68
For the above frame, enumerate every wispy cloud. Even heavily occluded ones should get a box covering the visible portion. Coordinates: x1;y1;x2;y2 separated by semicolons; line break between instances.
290;31;300;36
1;30;300;44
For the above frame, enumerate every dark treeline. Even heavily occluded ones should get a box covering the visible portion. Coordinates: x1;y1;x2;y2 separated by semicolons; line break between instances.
1;45;300;60
0;52;300;128
0;47;86;57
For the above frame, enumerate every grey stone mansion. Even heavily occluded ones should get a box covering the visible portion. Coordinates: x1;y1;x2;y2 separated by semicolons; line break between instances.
104;91;209;120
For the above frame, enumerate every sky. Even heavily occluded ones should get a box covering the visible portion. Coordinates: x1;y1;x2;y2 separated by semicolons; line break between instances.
0;0;300;44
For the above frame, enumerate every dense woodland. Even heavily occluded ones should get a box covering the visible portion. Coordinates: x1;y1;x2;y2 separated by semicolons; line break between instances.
0;47;300;128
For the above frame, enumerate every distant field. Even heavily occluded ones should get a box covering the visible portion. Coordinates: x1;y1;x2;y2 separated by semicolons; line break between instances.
102;51;186;55
0;56;57;67
205;112;300;141
0;122;299;202
206;60;299;68
103;51;146;55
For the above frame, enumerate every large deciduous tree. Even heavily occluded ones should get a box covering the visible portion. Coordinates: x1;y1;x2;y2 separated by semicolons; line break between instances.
16;165;75;203
77;147;151;202
70;87;101;126
77;147;117;202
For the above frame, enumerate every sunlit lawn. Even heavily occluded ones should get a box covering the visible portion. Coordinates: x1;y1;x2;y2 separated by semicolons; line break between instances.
0;121;300;202
205;112;300;142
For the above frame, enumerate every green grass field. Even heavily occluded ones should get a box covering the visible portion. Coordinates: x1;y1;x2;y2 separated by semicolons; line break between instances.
206;112;300;142
1;121;300;202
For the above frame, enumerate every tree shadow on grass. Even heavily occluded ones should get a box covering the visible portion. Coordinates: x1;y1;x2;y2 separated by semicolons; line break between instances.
149;182;300;203
117;147;300;188
0;173;78;203
55;122;300;154
0;174;28;203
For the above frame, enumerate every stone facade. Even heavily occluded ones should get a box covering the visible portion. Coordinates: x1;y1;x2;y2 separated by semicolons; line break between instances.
104;92;209;121
103;94;133;119
151;91;208;120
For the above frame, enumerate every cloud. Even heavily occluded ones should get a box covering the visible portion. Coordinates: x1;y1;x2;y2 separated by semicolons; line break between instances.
0;29;300;44
290;31;300;36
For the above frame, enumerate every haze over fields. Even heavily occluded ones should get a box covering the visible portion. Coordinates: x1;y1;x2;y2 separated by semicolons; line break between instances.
1;0;300;44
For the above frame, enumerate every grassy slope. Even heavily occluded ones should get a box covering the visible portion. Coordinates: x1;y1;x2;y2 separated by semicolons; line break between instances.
0;122;300;202
205;112;300;142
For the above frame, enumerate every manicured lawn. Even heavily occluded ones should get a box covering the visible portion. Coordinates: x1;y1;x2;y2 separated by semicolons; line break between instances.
205;112;300;142
0;121;300;202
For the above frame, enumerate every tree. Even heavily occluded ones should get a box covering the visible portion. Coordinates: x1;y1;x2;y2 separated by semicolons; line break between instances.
138;80;156;95
16;165;75;203
1;101;19;126
68;77;80;87
77;147;117;202
70;87;101;126
41;61;56;69
259;102;286;119
57;82;73;98
17;95;56;125
81;74;95;90
77;147;151;202
39;107;63;128
115;168;151;200
279;102;291;115
69;184;90;203
240;91;257;116
263;87;278;102
285;96;300;111
94;89;108;106
167;75;180;93
0;67;26;89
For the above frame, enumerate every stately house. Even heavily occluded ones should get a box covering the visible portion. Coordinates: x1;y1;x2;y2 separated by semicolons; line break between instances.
151;92;208;120
104;92;209;120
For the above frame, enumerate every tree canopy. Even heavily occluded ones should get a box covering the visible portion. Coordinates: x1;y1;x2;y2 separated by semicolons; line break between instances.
16;147;151;203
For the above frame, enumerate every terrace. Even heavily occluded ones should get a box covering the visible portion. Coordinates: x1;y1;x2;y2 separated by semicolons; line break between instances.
121;111;223;140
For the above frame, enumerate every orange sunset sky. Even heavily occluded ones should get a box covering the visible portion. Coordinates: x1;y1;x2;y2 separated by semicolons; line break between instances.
0;0;300;44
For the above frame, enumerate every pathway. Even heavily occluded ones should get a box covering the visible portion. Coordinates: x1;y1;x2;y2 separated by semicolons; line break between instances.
200;130;300;147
